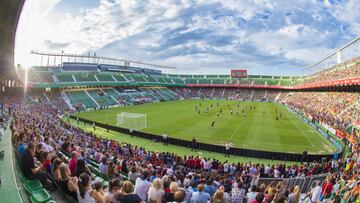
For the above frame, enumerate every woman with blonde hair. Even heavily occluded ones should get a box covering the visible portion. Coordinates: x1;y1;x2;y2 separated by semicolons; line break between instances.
287;186;301;203
164;181;178;202
148;178;164;203
211;189;228;203
59;164;78;201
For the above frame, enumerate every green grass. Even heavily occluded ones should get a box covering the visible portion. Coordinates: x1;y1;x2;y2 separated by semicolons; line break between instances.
77;99;336;155
67;119;297;164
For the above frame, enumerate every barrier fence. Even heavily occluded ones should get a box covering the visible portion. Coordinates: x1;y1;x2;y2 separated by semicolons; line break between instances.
257;174;328;194
69;115;340;162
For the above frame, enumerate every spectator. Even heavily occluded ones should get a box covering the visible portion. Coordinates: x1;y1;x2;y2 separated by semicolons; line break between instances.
252;193;265;203
113;180;143;203
247;185;258;203
310;181;322;203
232;181;245;203
211;189;228;203
68;151;78;176
134;170;151;201
105;179;122;203
172;189;187;203
52;158;63;182
191;184;210;203
59;164;78;201
74;159;92;177
287;185;300;203
21;142;49;186
148;178;164;203
77;172;104;203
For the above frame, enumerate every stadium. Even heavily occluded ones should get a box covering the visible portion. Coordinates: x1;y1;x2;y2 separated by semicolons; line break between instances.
0;0;359;203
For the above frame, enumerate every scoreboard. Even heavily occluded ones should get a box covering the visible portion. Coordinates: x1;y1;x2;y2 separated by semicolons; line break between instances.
231;69;247;78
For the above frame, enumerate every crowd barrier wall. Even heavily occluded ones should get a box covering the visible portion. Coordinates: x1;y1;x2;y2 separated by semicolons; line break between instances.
69;115;340;162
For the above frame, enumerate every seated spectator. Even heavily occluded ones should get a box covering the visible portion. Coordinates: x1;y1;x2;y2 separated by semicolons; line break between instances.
51;158;63;182
128;166;141;182
113;180;143;203
191;184;210;203
21;142;50;186
42;151;51;174
77;172;104;203
59;164;78;201
148;178;164;203
105;179;122;203
75;159;92;178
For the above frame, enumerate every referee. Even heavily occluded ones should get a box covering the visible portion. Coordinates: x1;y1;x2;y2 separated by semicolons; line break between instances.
225;142;230;157
162;132;168;145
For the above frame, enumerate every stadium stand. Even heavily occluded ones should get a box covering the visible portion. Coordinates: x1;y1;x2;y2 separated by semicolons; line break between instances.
4;93;360;203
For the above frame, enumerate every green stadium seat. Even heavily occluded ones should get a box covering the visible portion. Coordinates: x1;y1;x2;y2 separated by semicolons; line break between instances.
22;179;43;194
29;188;51;203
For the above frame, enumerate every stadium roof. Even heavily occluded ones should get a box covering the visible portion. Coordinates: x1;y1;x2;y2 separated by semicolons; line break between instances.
0;0;24;80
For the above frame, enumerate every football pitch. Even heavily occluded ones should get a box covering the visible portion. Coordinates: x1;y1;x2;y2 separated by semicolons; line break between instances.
77;99;336;154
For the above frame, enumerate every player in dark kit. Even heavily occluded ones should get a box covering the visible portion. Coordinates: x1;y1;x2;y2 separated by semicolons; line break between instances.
211;121;216;127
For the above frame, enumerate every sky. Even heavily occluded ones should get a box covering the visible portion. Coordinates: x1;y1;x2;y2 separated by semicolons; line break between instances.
14;0;360;75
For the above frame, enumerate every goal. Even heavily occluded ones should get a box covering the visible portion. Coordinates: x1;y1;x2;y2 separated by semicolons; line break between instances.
116;112;147;130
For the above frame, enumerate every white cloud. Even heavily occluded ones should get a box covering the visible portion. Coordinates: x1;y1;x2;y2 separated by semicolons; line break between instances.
14;0;360;75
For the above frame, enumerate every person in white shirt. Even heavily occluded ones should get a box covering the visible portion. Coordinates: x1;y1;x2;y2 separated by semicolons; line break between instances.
223;161;230;173
310;181;322;203
134;171;152;201
148;178;164;203
225;142;231;157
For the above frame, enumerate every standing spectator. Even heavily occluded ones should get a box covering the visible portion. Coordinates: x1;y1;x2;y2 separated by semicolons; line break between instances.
232;182;245;203
211;189;228;203
310;181;322;203
247;185;258;203
68;151;78;176
287;185;300;203
148;178;165;203
164;182;178;202
191;184;210;203
321;176;333;200
134;170;151;201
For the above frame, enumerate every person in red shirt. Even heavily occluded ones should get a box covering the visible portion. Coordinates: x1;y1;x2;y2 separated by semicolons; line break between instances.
195;157;201;169
68;151;78;176
42;151;51;174
321;176;333;199
252;193;264;203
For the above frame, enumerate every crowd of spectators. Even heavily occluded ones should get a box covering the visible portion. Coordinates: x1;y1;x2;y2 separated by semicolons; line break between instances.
302;57;360;85
0;94;358;202
282;92;360;134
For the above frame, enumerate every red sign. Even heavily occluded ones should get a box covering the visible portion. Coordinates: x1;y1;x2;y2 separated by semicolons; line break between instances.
231;69;247;78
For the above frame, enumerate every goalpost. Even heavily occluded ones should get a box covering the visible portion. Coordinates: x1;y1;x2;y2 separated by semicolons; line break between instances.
116;112;147;130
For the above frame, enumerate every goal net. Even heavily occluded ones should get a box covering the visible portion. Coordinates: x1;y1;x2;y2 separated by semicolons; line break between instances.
116;112;147;130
